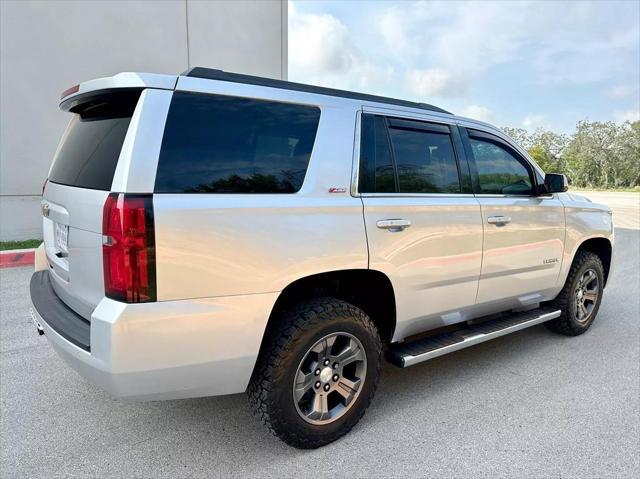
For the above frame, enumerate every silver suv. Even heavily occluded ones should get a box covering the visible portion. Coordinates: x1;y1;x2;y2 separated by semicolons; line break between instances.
30;68;614;448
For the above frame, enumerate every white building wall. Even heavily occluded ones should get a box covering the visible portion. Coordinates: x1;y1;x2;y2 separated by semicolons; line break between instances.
0;0;287;241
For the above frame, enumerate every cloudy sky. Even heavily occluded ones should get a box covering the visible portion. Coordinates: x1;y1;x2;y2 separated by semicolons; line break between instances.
288;0;640;132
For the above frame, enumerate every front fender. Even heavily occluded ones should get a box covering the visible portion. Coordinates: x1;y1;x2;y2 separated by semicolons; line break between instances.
557;194;614;288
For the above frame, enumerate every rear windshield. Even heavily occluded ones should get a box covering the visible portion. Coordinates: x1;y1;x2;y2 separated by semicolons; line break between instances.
154;92;321;193
49;93;138;191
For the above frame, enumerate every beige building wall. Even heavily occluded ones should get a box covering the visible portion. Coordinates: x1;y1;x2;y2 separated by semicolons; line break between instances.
0;0;287;240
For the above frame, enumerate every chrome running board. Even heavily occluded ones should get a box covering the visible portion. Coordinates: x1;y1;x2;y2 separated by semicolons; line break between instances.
388;307;561;368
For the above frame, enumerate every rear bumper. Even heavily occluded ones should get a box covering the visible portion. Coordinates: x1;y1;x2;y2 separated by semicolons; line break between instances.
30;271;90;350
30;271;278;400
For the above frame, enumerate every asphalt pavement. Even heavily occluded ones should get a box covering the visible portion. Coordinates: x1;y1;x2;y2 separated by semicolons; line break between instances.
1;192;638;478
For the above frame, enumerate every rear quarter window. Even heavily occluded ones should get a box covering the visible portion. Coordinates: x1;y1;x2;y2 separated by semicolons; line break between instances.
154;92;321;193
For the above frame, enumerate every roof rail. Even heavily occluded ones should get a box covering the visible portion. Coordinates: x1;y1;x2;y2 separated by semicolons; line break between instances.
181;67;452;115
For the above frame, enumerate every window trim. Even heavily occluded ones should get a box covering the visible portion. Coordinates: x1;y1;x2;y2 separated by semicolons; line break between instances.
356;113;470;197
462;127;538;197
387;117;451;134
383;117;401;192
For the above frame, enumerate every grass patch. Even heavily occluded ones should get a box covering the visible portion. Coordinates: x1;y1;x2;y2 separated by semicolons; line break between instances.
0;239;42;251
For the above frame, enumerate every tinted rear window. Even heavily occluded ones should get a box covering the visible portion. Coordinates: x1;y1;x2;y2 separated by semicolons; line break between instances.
49;94;137;190
154;92;321;193
359;114;461;194
389;127;460;194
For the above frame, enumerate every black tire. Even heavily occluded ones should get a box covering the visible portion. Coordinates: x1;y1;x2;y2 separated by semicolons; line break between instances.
546;250;605;336
247;297;382;449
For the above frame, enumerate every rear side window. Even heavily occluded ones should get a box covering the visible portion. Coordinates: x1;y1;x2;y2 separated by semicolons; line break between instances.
155;92;321;193
469;138;533;195
49;93;138;191
359;114;460;194
388;127;460;194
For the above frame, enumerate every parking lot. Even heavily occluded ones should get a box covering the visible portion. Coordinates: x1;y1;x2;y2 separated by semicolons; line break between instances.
1;192;638;478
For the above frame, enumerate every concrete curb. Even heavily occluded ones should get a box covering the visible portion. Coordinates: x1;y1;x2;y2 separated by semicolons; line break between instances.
1;247;37;254
0;249;35;269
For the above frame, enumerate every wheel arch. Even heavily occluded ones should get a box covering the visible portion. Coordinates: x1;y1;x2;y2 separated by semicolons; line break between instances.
270;269;396;340
252;269;397;378
573;236;613;285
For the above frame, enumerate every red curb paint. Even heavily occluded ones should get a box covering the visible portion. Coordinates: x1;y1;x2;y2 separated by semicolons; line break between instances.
0;251;35;269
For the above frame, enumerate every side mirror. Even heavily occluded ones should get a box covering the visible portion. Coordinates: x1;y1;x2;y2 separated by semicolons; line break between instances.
543;173;568;194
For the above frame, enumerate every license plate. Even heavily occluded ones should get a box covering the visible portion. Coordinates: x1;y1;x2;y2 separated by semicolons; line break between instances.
55;222;68;254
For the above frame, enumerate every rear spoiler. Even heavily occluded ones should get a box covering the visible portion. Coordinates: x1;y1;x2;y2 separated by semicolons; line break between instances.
59;72;178;112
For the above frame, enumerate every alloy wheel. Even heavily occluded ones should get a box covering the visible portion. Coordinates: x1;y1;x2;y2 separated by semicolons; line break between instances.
293;332;367;425
574;268;599;323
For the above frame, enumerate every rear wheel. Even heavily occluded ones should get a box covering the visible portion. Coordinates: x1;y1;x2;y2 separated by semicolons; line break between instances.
546;250;604;336
248;297;382;449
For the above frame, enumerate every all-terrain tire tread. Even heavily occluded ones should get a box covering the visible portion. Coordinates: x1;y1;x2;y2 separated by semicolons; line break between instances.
247;297;382;449
546;250;604;336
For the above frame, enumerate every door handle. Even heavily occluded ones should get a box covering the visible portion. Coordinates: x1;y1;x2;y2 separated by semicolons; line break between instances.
377;219;412;232
487;216;511;225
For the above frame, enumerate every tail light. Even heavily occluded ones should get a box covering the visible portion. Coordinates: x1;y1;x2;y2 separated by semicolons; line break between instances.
102;193;156;303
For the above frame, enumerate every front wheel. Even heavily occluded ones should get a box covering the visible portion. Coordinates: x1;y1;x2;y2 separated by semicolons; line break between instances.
546;250;605;336
248;297;382;449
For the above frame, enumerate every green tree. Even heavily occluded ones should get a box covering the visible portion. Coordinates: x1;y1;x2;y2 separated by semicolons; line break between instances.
616;121;640;187
563;121;639;188
501;127;532;149
502;120;639;189
528;129;568;173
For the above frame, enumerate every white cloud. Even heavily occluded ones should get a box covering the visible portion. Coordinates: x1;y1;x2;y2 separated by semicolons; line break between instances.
288;7;354;79
377;7;415;55
405;68;464;98
523;115;548;130
371;1;639;87
606;85;636;99
288;2;396;95
459;105;493;123
288;0;639;127
289;2;474;101
614;109;640;123
373;2;526;93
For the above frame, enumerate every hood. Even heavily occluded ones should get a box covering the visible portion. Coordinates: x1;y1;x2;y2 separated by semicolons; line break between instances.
565;192;593;203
